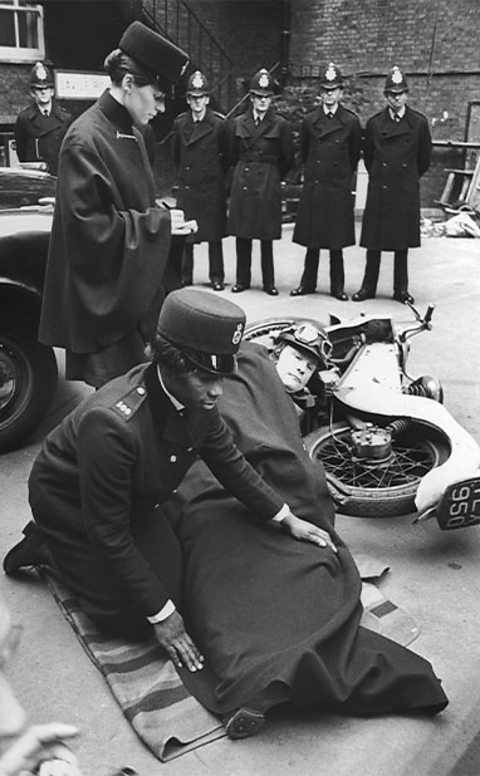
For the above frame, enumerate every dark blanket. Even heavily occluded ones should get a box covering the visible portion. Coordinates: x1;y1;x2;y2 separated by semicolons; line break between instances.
176;344;448;717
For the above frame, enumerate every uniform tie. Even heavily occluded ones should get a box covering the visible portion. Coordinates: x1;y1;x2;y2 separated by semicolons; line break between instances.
327;111;333;119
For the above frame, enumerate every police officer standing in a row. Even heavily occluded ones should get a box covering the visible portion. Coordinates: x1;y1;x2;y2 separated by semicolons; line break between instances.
14;61;72;176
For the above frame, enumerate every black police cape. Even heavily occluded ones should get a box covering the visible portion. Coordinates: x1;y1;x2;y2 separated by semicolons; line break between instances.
176;344;448;717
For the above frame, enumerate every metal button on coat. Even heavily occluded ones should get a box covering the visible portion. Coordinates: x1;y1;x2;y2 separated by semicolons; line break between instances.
170;454;177;463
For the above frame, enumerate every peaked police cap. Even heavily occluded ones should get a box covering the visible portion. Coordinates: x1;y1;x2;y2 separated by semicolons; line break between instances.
384;66;409;93
157;288;246;375
119;21;189;91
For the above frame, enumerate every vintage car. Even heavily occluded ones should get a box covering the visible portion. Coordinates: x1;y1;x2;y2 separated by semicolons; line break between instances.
0;166;56;453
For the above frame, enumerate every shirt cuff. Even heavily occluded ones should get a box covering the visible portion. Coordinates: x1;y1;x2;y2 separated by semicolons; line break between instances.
147;599;176;624
271;503;289;524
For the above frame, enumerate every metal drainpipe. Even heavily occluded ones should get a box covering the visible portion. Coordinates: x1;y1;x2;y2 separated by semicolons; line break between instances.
279;0;291;87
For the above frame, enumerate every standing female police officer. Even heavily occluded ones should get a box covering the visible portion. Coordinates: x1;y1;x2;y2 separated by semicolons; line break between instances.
39;22;193;388
228;69;294;295
5;290;336;675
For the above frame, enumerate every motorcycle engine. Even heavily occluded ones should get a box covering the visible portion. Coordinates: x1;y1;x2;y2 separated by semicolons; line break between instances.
350;426;393;466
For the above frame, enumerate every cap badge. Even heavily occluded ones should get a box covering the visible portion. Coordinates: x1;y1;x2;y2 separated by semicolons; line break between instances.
36;63;49;82
232;323;244;345
192;71;204;89
325;64;336;82
391;66;403;84
258;72;270;89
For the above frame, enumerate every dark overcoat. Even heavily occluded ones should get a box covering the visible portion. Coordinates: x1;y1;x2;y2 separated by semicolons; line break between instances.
39;91;171;355
228;108;294;240
176;344;448;717
172;108;228;243
14;100;72;175
292;105;362;249
360;106;432;250
28;362;284;624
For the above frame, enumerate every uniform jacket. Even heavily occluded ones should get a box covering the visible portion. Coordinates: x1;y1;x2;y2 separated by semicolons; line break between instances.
172;108;228;243
14;100;72;175
292;105;362;249
360;105;432;251
228;108;294;240
39;91;171;354
28;362;284;618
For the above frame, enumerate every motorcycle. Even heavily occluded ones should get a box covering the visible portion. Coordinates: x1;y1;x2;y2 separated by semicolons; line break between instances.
244;303;480;531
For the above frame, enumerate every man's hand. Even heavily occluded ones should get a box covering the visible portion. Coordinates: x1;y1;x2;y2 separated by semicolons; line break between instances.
169;208;198;235
153;611;204;672
0;723;81;776
281;512;337;552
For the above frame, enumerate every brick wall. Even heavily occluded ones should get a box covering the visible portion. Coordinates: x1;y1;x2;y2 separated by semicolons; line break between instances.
288;0;480;207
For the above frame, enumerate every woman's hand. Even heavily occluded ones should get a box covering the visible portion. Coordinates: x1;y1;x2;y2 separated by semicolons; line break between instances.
281;512;337;553
0;723;81;776
169;209;198;235
153;611;204;672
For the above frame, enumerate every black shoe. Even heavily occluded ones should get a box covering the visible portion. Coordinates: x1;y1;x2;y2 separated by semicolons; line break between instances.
264;286;279;296
224;707;266;740
352;288;376;302
331;290;349;301
211;281;225;291
393;291;414;304
3;522;46;576
231;284;249;293
290;286;315;297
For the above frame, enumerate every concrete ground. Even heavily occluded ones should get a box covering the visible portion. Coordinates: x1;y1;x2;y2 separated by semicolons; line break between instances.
1;225;480;776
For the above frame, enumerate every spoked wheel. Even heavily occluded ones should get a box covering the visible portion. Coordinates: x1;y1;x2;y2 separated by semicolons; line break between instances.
304;422;450;517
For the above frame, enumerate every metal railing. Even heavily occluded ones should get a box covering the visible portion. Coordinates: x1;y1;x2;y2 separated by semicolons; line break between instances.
142;0;237;112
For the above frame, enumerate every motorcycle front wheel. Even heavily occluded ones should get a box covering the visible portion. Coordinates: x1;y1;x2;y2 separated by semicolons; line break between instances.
304;422;450;518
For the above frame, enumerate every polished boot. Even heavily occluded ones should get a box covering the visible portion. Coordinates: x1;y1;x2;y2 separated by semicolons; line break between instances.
261;240;278;295
3;521;50;575
352;250;380;301
208;240;224;290
233;237;252;291
329;249;348;300
290;248;319;296
181;243;194;286
393;249;413;302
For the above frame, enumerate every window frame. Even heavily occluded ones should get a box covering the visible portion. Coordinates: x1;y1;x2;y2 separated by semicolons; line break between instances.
0;1;45;62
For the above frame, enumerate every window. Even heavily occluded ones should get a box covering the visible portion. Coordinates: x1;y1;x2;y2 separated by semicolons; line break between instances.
0;1;45;62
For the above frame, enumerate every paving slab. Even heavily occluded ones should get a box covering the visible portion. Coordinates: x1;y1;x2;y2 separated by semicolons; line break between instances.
1;226;480;776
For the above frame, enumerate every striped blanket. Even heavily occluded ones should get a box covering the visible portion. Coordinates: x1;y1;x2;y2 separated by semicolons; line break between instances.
42;571;225;762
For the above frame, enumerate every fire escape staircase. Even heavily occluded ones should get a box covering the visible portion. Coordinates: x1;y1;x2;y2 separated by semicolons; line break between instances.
141;0;237;115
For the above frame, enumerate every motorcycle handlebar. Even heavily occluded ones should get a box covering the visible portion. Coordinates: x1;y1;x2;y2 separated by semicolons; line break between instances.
424;304;435;324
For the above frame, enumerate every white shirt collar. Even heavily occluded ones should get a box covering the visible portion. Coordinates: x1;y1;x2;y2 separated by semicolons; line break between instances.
323;105;338;116
157;365;185;412
390;106;406;120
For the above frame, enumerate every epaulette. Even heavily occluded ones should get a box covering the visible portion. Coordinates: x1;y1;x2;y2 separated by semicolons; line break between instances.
175;111;189;121
213;110;226;120
341;105;359;118
111;383;147;421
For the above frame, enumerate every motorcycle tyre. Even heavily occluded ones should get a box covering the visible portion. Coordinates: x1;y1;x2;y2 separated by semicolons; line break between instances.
304;422;450;518
0;327;58;454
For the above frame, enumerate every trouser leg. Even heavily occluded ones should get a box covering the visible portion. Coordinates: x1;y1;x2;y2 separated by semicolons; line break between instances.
235;238;252;287
299;248;320;290
260;240;275;288
329;249;345;294
361;250;381;295
181;243;194;285
208;240;224;284
393;249;409;295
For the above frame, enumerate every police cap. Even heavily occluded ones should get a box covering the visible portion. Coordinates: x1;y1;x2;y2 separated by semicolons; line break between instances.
119;21;189;92
384;65;409;94
30;62;54;89
320;62;343;90
157;288;246;375
250;68;275;96
186;70;209;96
